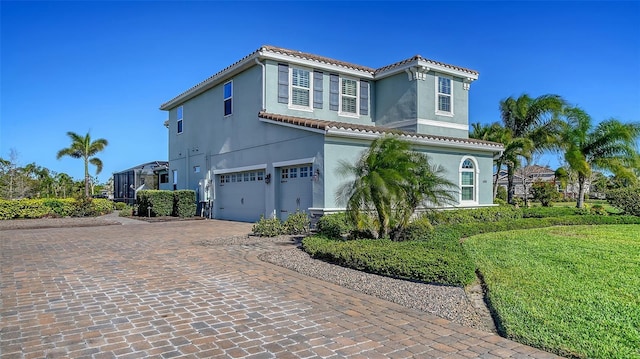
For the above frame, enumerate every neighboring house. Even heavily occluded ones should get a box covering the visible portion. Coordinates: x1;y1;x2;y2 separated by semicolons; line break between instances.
496;165;556;198
495;165;589;199
113;161;170;204
160;45;503;222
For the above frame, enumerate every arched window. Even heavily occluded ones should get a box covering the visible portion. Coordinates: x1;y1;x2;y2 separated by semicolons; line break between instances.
460;157;478;203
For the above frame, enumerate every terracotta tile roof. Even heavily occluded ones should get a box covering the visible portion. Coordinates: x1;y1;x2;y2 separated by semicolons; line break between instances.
161;45;479;110
258;112;503;149
261;45;375;74
375;55;479;76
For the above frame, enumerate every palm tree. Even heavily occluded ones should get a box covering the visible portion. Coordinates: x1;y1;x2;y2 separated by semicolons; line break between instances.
559;106;640;208
470;122;533;200
57;131;108;197
336;135;455;239
499;94;565;203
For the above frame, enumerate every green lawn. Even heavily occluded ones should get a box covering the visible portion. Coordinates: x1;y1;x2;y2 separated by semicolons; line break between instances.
463;225;640;359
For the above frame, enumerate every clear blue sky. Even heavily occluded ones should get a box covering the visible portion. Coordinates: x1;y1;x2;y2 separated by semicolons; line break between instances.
2;1;639;182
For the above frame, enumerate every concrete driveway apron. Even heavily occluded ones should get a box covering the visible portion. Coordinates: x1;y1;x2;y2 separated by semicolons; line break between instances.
1;220;561;358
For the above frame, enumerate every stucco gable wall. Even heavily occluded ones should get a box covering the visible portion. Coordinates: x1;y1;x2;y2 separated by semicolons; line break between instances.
263;60;375;126
323;137;496;209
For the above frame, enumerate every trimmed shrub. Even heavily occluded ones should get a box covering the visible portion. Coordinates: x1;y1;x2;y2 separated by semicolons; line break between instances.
137;190;173;217
424;206;522;226
119;206;134;217
315;212;353;239
521;206;577;218
252;215;284;237
91;199;114;216
530;180;560;207
173;190;196;218
302;235;476;286
607;186;640;216
114;202;128;210
394;216;433;242
283;211;310;235
0;198;114;220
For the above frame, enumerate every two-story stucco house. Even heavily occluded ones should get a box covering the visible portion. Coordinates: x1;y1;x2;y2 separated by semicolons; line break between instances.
160;45;503;222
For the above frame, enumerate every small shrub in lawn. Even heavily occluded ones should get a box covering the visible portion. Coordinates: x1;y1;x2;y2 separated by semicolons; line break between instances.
283;211;310;235
90;199;114;216
119;206;134;217
252;216;284;237
607;186;640;216
316;212;353;239
530;180;560;207
394;216;433;241
115;202;128;210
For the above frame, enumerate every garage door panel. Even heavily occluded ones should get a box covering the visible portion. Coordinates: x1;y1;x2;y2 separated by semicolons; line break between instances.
217;170;265;222
278;165;313;220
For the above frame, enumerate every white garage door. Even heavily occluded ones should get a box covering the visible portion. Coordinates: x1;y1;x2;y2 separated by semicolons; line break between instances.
278;164;313;220
216;170;265;222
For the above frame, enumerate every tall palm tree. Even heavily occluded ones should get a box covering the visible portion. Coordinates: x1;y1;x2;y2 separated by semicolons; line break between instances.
559;106;640;208
336;135;455;239
57;131;108;197
469;122;532;200
499;94;565;203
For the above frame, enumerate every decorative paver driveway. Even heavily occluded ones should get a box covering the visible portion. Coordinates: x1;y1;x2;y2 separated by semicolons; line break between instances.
1;220;561;358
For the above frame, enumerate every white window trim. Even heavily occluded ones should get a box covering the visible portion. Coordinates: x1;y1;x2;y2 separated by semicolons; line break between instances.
435;76;454;117
459;156;478;204
289;66;313;111
339;76;359;118
177;105;184;134
223;81;233;117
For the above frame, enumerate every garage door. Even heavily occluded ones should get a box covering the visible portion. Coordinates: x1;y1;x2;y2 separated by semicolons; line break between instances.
216;170;265;222
278;164;313;220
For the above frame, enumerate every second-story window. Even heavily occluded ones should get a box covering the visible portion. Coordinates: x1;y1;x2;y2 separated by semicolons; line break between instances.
291;67;311;108
223;81;232;116
437;76;452;114
340;78;358;115
177;106;183;134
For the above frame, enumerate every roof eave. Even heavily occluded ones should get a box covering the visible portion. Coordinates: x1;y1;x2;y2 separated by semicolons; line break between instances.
375;59;479;81
326;128;502;152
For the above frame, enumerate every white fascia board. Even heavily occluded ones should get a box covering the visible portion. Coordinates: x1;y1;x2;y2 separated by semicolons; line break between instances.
160;53;260;110
417;118;469;131
260;52;374;79
272;157;316;168
213;163;267;175
258;118;327;135
382;118;469;131
375;60;479;81
326;128;503;152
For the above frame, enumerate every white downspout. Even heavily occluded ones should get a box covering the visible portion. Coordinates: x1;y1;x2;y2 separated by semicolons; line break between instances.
255;57;266;111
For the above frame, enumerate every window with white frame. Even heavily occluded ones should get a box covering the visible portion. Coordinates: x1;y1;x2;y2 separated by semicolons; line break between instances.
437;77;452;114
460;158;476;202
177;106;183;133
223;81;232;116
340;78;358;115
291;67;311;108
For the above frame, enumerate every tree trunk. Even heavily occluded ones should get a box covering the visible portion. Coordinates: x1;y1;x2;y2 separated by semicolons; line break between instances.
576;174;586;209
84;158;90;198
507;165;515;204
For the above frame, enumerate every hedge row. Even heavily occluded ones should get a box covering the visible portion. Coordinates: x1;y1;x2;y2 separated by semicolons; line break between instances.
0;198;114;220
303;210;640;287
302;235;476;286
136;190;196;218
